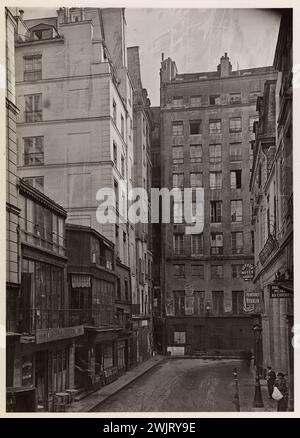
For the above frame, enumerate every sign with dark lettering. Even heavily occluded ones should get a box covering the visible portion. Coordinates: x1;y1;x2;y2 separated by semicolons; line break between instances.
270;284;291;298
241;264;255;281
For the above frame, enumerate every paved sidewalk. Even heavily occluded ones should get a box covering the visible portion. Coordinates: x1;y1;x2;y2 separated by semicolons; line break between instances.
67;356;165;412
238;366;276;412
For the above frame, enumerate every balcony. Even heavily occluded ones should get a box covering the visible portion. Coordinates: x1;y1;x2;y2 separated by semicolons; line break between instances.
20;225;66;256
7;308;83;343
23;152;44;166
25;111;42;123
70;308;116;329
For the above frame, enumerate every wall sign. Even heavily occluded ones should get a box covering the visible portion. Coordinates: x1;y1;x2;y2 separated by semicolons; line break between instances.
270;284;291;298
245;291;260;305
241;264;255;281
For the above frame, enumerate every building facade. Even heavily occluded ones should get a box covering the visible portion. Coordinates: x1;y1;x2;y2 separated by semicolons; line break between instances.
127;46;153;363
13;7;147;368
7;180;84;412
157;53;277;354
250;10;293;409
66;224;133;391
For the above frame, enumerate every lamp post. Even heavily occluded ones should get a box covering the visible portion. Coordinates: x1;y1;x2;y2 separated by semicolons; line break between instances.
205;301;211;317
252;323;264;408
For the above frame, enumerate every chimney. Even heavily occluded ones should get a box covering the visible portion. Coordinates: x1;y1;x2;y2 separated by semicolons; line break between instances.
218;52;232;77
160;57;177;83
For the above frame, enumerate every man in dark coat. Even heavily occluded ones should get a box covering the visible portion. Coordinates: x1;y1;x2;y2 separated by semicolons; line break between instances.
266;366;276;399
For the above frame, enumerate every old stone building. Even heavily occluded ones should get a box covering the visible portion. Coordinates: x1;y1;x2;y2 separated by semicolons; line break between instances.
250;9;293;409
127;46;153;363
156;53;277;354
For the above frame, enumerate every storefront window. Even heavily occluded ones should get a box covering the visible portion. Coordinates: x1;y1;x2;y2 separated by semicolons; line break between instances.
22;354;34;387
103;344;113;369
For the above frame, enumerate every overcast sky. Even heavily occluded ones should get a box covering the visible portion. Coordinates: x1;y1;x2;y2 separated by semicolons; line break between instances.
22;8;281;106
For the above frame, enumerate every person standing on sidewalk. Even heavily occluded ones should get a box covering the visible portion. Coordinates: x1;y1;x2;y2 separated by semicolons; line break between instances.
266;366;276;399
274;372;288;411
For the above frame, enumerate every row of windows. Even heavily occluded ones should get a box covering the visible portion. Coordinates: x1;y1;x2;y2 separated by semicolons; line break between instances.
173;231;253;255
171;91;260;108
172;116;258;136
173;199;244;223
173;263;244;279
173;290;245;318
172;143;253;165
172;169;242;189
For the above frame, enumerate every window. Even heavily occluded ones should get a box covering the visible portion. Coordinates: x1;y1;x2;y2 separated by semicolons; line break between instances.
24;55;42;81
23;176;44;193
231;231;243;254
173;199;183;223
209;95;221;105
172;173;184;188
113;142;117;166
172;121;183;136
190;144;202;163
249;142;254;165
32;27;53;41
113;99;117;124
249;115;259;132
194;291;205;315
231;200;243;222
121;114;124;138
229;93;241;104
209;144;222;163
174;291;185;316
210;201;222;223
210;171;222;190
189;120;201;135
173;234;184;255
172;146;183;164
172;96;184;107
229;117;242;133
23;137;44;166
230;170;242;190
191;234;203;255
251;230;255;253
210;233;223;255
190;172;202;188
250;91;261;103
212;291;224;315
191;264;204;278
209;120;221;134
232;264;243;278
190;95;202;106
229;143;242;162
211;265;224;279
174;330;186;343
232;291;244;315
25;94;42;122
173;264;185;277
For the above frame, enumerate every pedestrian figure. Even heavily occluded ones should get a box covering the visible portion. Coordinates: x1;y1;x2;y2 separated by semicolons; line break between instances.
274;372;288;411
266;366;276;399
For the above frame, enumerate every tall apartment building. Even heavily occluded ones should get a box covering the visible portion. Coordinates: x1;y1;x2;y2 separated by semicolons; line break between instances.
127;46;153;362
14;8;140;384
250;10;293;409
6;6;20;345
157;53;277;354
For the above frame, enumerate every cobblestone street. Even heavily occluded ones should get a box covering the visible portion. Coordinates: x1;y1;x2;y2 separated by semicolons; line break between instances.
92;358;276;412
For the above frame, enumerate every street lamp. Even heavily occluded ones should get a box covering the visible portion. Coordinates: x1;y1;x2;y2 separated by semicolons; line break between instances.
252;323;264;408
205;301;211;317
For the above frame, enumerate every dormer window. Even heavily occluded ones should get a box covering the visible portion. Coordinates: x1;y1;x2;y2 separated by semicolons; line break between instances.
29;24;58;41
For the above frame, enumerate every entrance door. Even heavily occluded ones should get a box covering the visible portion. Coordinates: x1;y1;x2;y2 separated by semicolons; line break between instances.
193;325;205;351
35;350;47;411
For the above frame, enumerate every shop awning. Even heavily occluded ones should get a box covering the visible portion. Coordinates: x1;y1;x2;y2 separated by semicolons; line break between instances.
72;274;91;288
